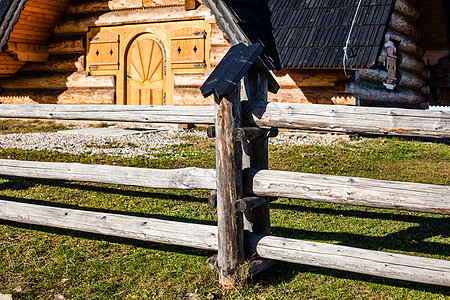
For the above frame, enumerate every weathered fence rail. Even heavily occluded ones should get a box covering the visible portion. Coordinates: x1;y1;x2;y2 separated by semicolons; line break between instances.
1;43;450;288
1;102;449;138
2;200;449;287
0;160;449;215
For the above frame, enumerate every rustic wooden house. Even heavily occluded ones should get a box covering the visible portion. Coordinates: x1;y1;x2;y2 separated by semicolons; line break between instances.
266;0;450;108
0;0;230;105
0;0;449;108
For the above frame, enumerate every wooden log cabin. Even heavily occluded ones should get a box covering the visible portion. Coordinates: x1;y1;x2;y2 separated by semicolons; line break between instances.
0;0;449;108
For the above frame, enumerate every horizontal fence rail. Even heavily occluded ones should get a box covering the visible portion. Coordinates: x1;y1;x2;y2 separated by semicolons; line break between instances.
244;169;450;215
243;102;450;138
0;104;215;124
0;160;449;215
0;160;216;190
1;200;449;287
0;103;449;138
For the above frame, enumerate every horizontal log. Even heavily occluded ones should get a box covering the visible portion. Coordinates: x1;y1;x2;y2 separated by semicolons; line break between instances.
242;102;450;138
389;11;421;42
48;35;85;55
0;104;214;123
0;160;448;215
358;69;425;90
394;0;419;22
235;197;275;213
0;89;114;105
247;234;450;287
0;71;115;90
243;169;450;215
1;103;449;138
66;0;185;15
346;81;423;105
18;54;84;73
379;49;425;75
385;29;424;58
0;160;216;190
0;200;218;250
55;5;212;35
1;200;449;287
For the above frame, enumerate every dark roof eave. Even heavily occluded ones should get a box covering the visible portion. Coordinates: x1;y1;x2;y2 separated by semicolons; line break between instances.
0;0;29;52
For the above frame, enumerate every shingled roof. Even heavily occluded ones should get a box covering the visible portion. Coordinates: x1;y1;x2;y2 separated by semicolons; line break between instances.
203;0;282;70
269;0;396;69
0;0;28;52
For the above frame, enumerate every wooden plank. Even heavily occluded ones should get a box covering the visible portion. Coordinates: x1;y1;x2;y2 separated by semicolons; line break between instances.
1;199;449;287
242;102;450;138
246;233;450;287
214;86;245;287
243;169;450;215
0;200;218;251
0;160;216;190
0;104;214;124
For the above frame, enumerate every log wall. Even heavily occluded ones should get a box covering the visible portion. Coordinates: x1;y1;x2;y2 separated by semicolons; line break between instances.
349;0;427;108
0;0;224;105
0;0;433;107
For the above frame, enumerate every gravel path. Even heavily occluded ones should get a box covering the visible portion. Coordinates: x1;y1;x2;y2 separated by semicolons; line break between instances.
0;125;353;158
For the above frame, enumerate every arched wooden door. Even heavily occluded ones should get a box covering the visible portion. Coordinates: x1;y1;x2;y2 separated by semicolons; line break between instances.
126;34;165;105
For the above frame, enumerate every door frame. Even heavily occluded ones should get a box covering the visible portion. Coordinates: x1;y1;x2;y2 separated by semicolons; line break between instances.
124;33;167;105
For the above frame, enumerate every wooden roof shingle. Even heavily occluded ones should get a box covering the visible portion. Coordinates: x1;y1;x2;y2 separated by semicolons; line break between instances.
269;0;396;69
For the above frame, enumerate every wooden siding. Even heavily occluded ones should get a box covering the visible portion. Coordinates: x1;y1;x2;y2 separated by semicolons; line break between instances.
0;0;70;77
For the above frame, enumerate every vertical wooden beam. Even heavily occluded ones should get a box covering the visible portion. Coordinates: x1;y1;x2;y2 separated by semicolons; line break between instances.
214;85;245;287
242;68;271;235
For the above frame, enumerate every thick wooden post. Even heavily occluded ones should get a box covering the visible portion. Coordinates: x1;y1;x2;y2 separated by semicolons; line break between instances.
242;68;271;234
214;84;245;287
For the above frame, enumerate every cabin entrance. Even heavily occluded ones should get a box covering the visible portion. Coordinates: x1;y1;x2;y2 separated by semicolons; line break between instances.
125;34;165;105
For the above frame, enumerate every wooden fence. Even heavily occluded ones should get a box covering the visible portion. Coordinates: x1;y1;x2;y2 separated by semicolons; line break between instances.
0;102;449;288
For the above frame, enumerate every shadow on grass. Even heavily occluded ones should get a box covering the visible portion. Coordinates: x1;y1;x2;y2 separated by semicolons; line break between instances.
0;176;209;204
1;178;449;294
252;261;450;295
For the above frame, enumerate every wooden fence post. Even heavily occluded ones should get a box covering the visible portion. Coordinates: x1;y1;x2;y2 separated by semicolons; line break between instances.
214;84;245;287
242;68;271;235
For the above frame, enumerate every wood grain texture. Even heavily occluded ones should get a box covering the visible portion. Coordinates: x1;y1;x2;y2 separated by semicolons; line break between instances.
246;233;450;287
358;69;425;91
394;0;419;22
242;102;450;138
242;68;271;235
346;81;423;105
0;103;448;138
0;71;114;90
243;169;450;215
214;86;245;287
389;11;421;42
385;29;424;58
2;158;448;215
0;160;216;190
1;199;448;287
378;49;425;75
0;200;218;250
0;104;215;124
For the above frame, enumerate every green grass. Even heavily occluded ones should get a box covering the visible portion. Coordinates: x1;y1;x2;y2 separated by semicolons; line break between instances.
0;122;449;299
0;119;73;134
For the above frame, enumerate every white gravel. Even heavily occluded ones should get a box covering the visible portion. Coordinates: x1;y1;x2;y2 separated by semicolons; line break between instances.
0;125;353;158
